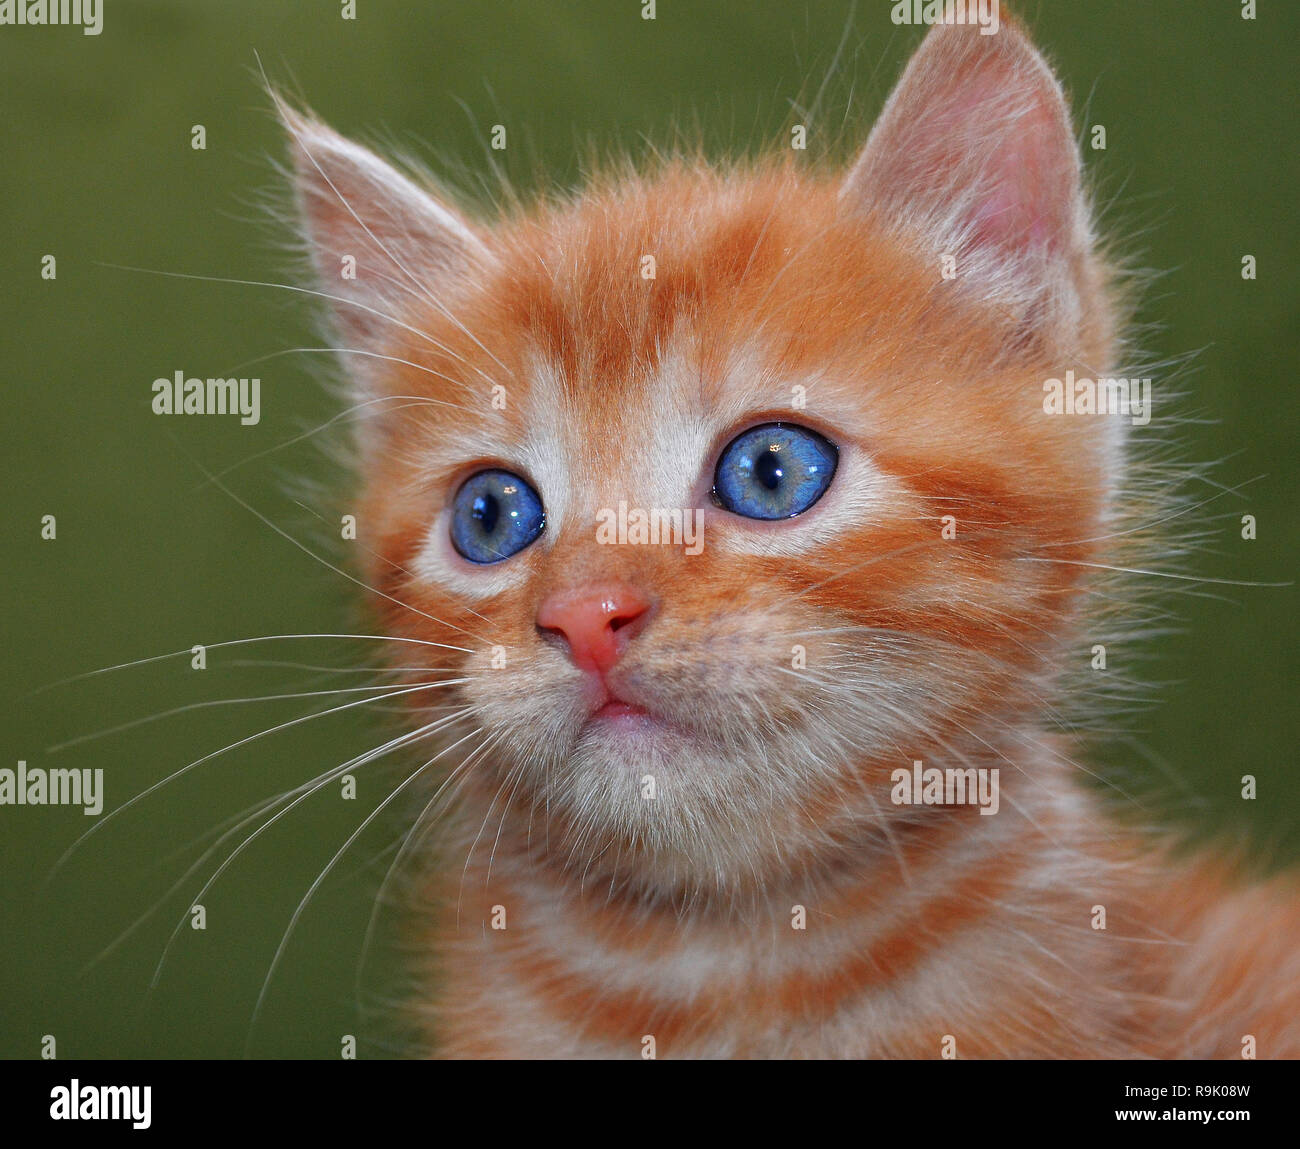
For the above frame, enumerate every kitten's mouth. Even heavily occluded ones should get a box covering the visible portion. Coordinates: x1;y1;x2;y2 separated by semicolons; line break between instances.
581;686;681;739
594;699;650;721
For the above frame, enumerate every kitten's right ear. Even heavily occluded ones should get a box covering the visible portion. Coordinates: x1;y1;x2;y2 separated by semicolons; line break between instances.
280;104;489;355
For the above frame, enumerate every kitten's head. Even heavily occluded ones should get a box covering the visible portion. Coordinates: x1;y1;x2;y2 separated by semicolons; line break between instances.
288;19;1122;900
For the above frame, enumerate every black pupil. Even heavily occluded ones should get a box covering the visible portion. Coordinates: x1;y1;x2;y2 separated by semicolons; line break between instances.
754;446;784;490
472;491;500;535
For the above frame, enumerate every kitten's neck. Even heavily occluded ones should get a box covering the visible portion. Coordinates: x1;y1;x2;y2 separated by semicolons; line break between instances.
430;744;1147;1057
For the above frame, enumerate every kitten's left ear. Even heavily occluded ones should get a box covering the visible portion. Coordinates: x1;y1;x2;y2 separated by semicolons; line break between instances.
280;104;490;357
842;18;1094;327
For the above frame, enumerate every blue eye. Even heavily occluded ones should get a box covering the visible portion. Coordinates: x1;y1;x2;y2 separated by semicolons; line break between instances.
450;469;545;563
713;422;838;520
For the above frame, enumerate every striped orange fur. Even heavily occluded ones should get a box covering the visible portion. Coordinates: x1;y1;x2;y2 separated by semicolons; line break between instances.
284;14;1300;1058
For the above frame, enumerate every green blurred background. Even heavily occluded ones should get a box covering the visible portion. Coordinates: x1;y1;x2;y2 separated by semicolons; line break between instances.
2;0;1296;1059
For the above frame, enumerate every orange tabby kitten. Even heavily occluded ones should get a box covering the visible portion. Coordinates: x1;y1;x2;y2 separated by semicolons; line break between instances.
284;16;1300;1058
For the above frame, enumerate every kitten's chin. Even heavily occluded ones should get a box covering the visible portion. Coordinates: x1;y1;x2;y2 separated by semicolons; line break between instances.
514;705;833;899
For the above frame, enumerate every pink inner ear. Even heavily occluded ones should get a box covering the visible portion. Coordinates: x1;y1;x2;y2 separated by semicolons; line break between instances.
970;146;1053;255
965;94;1073;258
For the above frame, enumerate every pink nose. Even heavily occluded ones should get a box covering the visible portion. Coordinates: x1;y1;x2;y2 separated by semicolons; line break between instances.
536;585;652;674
